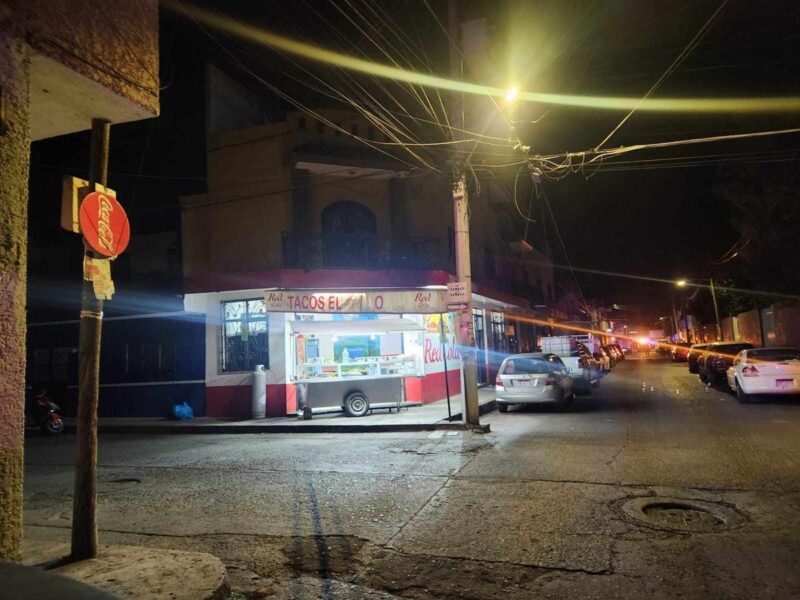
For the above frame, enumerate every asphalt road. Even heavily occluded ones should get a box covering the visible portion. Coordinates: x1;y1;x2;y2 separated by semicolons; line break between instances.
22;356;800;599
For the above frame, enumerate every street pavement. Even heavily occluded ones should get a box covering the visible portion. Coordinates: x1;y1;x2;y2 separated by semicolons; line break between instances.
21;356;800;599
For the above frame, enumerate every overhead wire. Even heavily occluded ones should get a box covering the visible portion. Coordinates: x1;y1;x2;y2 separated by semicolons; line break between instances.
596;0;730;150
192;17;437;173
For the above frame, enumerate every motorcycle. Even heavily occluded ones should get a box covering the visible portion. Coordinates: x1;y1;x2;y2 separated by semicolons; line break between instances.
26;387;64;436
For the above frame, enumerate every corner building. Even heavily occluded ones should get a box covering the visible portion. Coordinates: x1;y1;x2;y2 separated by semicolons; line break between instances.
182;93;555;418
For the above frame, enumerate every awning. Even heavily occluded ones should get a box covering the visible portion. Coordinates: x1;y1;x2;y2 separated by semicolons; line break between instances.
289;318;424;335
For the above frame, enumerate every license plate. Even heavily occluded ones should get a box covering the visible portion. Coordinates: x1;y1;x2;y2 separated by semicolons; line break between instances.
512;380;533;388
776;379;794;389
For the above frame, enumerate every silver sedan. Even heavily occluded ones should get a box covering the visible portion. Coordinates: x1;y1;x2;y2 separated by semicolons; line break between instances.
495;353;575;412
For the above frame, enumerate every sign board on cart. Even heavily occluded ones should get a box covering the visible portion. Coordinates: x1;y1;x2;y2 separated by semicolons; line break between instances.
265;289;447;314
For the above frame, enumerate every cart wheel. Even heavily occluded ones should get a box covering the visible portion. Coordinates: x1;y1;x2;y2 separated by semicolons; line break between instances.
343;391;369;417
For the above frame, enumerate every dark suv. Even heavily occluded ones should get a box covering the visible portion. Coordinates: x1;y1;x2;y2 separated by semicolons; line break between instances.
687;343;711;374
671;342;693;362
698;342;755;386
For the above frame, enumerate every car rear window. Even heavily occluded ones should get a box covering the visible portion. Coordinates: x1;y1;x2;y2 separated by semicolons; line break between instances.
502;358;551;375
715;344;753;354
749;349;800;362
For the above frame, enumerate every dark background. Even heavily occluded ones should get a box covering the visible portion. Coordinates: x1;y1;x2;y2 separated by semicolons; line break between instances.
27;0;800;325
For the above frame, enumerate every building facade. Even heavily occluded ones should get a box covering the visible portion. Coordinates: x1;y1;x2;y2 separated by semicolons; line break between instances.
0;0;159;560
182;95;555;418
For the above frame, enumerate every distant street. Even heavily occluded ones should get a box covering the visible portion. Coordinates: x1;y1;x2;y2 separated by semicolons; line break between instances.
23;356;800;599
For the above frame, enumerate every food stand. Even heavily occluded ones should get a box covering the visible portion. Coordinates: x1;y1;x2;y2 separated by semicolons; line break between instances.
288;318;425;417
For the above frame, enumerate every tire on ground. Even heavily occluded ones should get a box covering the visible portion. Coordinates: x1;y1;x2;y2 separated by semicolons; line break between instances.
736;380;751;404
343;390;369;417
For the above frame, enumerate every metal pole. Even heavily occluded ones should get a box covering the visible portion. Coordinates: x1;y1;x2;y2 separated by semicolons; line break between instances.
71;118;110;560
709;277;721;341
448;0;480;427
671;295;680;341
440;313;452;420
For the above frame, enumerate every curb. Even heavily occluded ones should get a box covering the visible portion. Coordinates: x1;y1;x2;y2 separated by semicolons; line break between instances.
64;420;491;435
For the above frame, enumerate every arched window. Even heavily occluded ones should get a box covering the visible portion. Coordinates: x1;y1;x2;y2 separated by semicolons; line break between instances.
321;201;377;267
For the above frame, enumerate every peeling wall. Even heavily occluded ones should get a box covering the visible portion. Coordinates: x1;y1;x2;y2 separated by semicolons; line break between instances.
8;0;159;115
0;29;30;561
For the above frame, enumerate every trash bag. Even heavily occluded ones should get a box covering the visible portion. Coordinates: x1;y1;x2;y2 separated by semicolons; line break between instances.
172;401;194;421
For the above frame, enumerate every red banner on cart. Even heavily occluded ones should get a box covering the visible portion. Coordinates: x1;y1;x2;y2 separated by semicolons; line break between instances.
265;289;447;314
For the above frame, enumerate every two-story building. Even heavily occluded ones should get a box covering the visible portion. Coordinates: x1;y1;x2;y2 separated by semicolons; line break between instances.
181;73;555;419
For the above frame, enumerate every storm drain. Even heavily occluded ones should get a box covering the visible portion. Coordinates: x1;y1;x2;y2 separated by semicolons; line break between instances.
616;496;746;533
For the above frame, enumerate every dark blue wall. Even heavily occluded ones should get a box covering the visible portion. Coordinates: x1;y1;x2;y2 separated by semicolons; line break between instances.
27;312;206;418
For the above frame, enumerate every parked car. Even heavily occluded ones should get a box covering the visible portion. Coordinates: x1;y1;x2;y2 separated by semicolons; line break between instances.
698;342;754;385
726;347;800;403
594;349;611;372
495;354;575;412
578;343;603;382
671;342;693;362
604;345;622;364
687;343;711;373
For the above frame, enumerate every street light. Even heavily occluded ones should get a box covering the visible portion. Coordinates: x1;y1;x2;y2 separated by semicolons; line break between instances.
675;277;721;341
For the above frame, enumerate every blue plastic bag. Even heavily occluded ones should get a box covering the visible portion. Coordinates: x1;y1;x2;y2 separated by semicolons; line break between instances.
172;401;194;421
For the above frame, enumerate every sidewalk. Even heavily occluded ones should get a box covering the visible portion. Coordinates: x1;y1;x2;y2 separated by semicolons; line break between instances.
64;388;496;434
19;541;229;600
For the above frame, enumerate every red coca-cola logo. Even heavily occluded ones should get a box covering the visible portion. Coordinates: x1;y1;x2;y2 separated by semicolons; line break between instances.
79;191;130;257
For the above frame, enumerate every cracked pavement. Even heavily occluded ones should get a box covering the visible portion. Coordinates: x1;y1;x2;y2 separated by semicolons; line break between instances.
22;357;800;598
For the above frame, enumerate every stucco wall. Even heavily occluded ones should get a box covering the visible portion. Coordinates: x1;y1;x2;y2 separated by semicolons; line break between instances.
10;0;159;116
187;115;459;279
772;305;800;348
0;30;30;561
737;309;763;346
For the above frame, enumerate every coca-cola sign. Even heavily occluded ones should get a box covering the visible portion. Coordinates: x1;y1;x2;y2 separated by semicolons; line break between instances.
79;191;130;258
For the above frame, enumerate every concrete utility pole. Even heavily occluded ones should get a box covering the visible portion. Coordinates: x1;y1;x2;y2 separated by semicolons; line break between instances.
671;296;681;341
448;0;480;426
71;118;110;560
709;277;721;341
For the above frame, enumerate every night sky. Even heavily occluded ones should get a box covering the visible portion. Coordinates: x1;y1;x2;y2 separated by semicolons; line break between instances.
27;0;800;325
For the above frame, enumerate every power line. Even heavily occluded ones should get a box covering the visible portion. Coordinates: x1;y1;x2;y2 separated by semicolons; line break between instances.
595;0;730;150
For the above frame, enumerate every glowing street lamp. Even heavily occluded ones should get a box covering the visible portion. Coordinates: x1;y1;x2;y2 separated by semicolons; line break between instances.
675;277;720;340
505;86;519;103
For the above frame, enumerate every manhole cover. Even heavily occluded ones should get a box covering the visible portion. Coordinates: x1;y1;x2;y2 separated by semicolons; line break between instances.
616;496;746;533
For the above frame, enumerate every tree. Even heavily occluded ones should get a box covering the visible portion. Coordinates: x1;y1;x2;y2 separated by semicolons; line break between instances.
715;162;800;301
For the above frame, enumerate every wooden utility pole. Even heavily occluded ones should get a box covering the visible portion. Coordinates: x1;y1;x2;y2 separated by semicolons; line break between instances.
448;0;480;426
71;118;110;560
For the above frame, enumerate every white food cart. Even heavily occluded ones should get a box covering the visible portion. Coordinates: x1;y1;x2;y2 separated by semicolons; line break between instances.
288;318;426;417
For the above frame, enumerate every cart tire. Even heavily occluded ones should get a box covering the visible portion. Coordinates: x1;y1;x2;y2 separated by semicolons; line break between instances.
497;402;509;413
343;391;369;417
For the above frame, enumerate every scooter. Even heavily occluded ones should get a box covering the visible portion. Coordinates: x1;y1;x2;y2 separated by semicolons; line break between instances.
26;387;64;436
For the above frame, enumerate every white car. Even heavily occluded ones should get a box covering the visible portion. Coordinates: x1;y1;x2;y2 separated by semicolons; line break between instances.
495;353;575;412
726;347;800;403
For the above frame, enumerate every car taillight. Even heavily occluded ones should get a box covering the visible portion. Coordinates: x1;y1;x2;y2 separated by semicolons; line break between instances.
495;376;505;390
742;365;759;377
545;374;556;385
